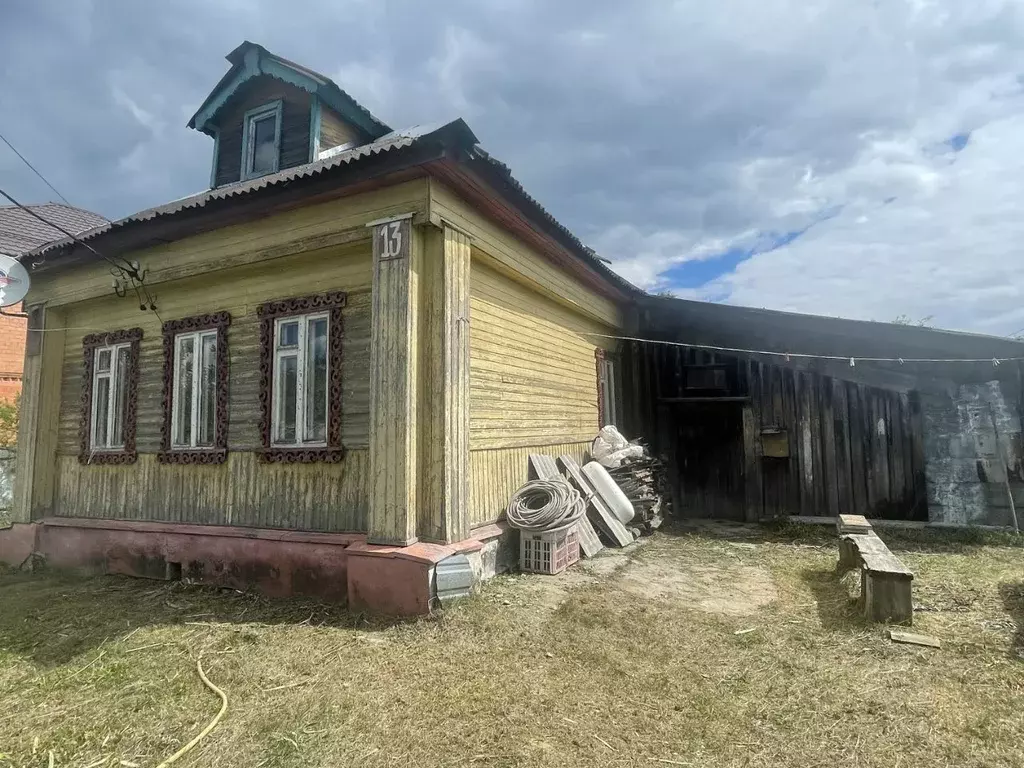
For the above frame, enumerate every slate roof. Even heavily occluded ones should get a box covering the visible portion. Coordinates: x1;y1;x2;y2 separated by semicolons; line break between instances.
29;121;472;258
0;203;108;256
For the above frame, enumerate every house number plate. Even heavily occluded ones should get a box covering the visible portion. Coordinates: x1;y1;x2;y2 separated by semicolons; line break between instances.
375;218;411;262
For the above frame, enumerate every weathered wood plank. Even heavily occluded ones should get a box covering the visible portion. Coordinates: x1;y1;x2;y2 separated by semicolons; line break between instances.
847;384;868;515
742;401;763;523
796;371;815;516
820;374;840;518
368;215;418;545
832;379;853;515
874;392;891;511
13;305;65;522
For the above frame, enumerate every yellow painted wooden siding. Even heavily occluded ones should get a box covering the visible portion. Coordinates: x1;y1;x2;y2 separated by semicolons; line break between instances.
55;451;368;530
367;219;421;545
318;106;362;153
30;180;428;308
470;258;613;448
467;258;617;526
469;442;590;527
52;242;373;531
429;181;622;329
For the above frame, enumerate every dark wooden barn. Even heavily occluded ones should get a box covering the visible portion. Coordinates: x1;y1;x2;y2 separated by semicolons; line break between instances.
620;297;1024;528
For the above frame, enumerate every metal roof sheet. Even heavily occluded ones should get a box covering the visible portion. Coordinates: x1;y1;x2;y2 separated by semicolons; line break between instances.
29;123;458;258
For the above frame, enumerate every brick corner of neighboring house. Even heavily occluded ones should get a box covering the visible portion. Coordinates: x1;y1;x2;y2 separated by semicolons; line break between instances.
0;301;27;403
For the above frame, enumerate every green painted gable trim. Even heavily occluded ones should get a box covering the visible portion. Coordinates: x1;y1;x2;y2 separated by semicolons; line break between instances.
188;42;389;142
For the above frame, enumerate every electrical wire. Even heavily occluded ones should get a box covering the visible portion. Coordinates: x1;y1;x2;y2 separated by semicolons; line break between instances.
0;129;72;205
506;477;586;533
0;186;136;276
579;332;1024;365
0;185;162;320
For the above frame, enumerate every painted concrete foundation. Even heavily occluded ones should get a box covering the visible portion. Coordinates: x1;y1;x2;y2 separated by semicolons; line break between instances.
0;517;513;616
922;380;1024;527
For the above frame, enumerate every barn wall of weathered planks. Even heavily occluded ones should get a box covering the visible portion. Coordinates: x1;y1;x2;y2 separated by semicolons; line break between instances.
627;296;1024;526
625;343;928;521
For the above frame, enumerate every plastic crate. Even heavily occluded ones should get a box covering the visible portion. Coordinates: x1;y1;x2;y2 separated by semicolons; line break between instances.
519;525;580;575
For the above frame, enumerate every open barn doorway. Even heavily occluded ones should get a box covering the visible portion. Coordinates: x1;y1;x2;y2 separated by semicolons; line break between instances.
670;401;747;521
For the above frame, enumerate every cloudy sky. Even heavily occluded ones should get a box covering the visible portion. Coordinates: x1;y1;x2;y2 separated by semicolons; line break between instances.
2;0;1024;335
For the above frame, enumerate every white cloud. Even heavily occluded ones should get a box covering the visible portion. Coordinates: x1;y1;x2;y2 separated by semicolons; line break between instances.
704;113;1024;334
3;0;1024;335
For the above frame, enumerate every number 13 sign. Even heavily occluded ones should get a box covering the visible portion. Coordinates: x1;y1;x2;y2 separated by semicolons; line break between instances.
374;218;410;262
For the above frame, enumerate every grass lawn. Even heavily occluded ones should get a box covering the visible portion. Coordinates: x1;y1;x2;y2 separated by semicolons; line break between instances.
0;523;1022;767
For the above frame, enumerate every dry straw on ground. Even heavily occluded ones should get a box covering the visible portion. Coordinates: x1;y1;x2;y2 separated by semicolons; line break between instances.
0;522;1021;767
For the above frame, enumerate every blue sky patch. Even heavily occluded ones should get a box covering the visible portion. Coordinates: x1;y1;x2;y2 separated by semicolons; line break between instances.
946;131;970;152
663;205;844;291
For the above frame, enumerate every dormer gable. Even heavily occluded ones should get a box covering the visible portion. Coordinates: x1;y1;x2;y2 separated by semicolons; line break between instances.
188;41;392;188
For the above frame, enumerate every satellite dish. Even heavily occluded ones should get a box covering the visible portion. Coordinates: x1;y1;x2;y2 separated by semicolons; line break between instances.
0;254;30;307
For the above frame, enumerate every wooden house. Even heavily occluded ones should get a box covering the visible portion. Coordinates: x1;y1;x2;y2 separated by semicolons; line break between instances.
3;42;1019;614
0;42;633;614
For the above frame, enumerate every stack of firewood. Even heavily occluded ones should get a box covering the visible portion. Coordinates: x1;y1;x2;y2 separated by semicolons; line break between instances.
605;449;669;534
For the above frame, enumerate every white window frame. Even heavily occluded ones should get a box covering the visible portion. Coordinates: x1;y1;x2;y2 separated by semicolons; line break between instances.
90;343;131;451
272;312;330;447
240;100;283;181
171;329;219;450
601;357;619;428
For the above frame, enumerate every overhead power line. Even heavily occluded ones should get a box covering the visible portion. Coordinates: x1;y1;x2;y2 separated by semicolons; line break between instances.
0;129;72;206
0;185;161;320
580;332;1024;366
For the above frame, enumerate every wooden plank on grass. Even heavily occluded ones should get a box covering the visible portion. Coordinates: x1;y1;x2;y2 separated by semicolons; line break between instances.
557;455;633;547
888;630;940;648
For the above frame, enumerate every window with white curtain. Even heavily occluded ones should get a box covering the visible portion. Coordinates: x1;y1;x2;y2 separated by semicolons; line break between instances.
171;330;218;449
90;343;131;450
273;312;329;446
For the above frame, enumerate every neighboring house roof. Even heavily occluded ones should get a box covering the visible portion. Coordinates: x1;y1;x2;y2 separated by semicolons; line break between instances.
0;203;108;256
187;41;392;140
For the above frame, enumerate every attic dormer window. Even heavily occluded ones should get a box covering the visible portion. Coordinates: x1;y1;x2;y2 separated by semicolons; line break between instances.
241;100;282;180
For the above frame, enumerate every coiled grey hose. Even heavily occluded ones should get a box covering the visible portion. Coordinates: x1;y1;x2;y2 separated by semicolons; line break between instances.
506;477;586;532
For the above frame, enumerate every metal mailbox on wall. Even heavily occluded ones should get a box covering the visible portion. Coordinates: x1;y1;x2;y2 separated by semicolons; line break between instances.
761;426;790;458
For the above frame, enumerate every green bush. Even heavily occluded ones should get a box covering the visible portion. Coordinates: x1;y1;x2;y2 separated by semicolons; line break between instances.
0;394;18;447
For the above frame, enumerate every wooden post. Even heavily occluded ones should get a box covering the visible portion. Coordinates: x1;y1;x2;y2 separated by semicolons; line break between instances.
367;214;420;546
417;223;472;543
12;304;65;522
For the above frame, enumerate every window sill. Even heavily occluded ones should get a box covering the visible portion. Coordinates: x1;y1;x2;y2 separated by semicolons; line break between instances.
157;449;228;465
78;450;137;466
258;447;346;464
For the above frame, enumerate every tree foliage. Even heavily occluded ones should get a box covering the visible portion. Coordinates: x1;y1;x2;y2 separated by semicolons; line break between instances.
0;395;18;447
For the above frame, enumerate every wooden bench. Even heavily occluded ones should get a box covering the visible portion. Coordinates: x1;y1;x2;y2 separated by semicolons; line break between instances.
836;522;914;625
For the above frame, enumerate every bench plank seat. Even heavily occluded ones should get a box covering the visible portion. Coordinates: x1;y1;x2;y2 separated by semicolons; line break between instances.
837;532;914;625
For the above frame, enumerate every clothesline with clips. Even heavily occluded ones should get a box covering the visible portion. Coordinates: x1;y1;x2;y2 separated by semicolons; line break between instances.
578;332;1024;367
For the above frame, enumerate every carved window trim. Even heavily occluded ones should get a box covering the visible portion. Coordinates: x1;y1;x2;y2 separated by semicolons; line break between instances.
257;292;347;463
158;312;231;465
79;328;143;465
